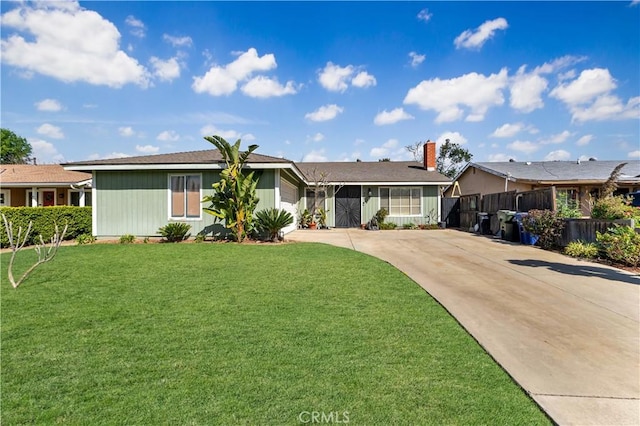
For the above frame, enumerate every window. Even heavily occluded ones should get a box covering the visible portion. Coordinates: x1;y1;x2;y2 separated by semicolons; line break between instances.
0;190;9;207
380;187;422;216
170;174;201;219
69;191;92;207
556;188;578;210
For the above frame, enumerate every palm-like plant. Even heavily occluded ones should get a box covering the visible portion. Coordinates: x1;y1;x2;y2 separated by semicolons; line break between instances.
202;136;260;243
255;208;294;242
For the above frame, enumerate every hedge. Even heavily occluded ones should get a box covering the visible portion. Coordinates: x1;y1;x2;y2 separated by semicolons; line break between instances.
0;206;91;247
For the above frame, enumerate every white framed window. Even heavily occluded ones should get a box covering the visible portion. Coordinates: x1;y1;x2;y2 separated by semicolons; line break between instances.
0;189;10;207
379;187;422;216
169;174;202;220
556;188;579;210
68;190;92;207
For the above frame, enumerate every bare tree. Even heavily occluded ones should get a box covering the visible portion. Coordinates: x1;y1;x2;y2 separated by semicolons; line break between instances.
2;214;67;288
405;141;423;162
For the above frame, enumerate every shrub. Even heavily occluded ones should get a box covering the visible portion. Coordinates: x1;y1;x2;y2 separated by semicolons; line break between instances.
158;222;191;242
564;240;598;259
522;209;565;250
255;208;294;242
194;234;205;243
76;233;96;245
119;234;135;244
557;204;582;219
596;225;640;267
0;206;91;247
379;222;397;230
591;196;640;222
402;222;416;229
374;208;388;224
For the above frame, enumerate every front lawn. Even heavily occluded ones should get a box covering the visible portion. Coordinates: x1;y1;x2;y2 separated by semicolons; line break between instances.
1;243;549;424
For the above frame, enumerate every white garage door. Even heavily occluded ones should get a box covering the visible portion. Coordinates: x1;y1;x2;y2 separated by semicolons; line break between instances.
280;178;298;234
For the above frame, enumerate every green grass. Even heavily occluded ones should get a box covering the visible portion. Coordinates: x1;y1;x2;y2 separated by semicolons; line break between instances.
1;244;549;425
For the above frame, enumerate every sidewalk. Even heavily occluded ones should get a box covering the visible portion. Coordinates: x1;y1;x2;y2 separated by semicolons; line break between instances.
287;228;640;425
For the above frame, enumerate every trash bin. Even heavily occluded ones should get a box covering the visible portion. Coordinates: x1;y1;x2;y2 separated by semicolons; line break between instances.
497;210;517;241
476;212;491;235
514;212;538;245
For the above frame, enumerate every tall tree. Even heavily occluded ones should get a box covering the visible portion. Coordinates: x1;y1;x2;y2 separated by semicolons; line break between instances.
202;136;260;243
1;128;32;164
437;139;472;179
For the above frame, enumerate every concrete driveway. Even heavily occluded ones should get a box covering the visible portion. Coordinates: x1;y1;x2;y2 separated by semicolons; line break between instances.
287;228;640;426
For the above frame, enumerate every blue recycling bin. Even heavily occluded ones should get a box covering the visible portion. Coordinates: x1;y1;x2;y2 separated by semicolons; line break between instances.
515;212;539;245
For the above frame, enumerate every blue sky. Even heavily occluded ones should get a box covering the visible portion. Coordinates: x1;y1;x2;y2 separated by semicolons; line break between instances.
1;1;639;164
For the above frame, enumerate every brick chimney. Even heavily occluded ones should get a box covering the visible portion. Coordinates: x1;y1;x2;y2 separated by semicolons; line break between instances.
423;140;436;171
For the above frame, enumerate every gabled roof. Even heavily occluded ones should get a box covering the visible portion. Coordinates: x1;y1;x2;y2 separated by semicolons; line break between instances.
0;164;92;186
63;149;292;167
457;160;640;184
297;161;450;184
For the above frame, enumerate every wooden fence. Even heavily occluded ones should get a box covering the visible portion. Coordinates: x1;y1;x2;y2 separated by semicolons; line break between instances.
441;197;460;228
482;191;517;234
518;187;556;213
559;219;635;247
459;193;480;231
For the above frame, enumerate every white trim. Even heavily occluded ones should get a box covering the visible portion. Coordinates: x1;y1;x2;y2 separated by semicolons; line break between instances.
92;172;97;236
167;173;203;221
437;186;443;222
67;188;88;206
25;187;57;207
0;189;10;207
65;163;293;172
322;181;450;186
274;169;281;209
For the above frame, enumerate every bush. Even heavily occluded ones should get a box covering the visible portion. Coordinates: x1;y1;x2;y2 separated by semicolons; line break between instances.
402;223;417;229
564;240;598;259
255;208;294;242
119;234;135;244
379;222;397;230
158;222;191;242
374;208;388;224
557;204;582;219
591;196;640;222
76;233;96;245
194;234;205;243
522;209;565;250
0;206;91;248
596;225;640;267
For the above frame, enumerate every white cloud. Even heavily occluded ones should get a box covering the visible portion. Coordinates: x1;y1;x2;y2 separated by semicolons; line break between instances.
199;124;253;142
404;69;508;123
491;122;524;138
35;98;63;112
318;62;354;92
576;135;594;146
305;104;344;122
509;66;548;112
1;2;150;88
135;144;159;154
317;62;375;92
36;123;64;139
156;130;180;142
374;108;414;125
369;139;408;160
628;150;640;158
544;149;571;161
118;126;136;137
487;153;514;162
311;133;325;142
87;152;130;161
436;132;468;148
241;76;298;98
351;71;376;88
631;0;640;6
150;57;181;82
125;15;145;38
29;138;64;163
408;51;426;68
549;68;639;122
192;48;281;96
417;9;433;22
507;140;539;154
454;17;508;50
303;149;328;162
540;130;571;145
163;34;193;47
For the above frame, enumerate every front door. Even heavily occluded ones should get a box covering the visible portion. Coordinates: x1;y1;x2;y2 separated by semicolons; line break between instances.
42;191;55;206
335;186;361;228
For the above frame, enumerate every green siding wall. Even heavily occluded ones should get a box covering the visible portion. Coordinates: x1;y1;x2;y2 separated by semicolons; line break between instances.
362;185;440;226
95;169;276;237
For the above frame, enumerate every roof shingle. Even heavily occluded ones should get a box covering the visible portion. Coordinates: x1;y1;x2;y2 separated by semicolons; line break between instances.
0;164;91;185
297;161;450;183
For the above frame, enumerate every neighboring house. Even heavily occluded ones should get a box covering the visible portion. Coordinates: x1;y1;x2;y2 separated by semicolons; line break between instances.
0;164;92;207
445;160;640;215
62;141;450;238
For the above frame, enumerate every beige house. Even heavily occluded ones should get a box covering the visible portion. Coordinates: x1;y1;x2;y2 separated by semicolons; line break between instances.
0;164;92;207
445;160;640;215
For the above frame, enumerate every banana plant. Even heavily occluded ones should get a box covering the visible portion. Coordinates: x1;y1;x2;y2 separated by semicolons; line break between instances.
202;136;260;242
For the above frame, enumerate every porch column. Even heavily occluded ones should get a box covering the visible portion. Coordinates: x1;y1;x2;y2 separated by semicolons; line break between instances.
79;189;86;207
31;187;38;207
